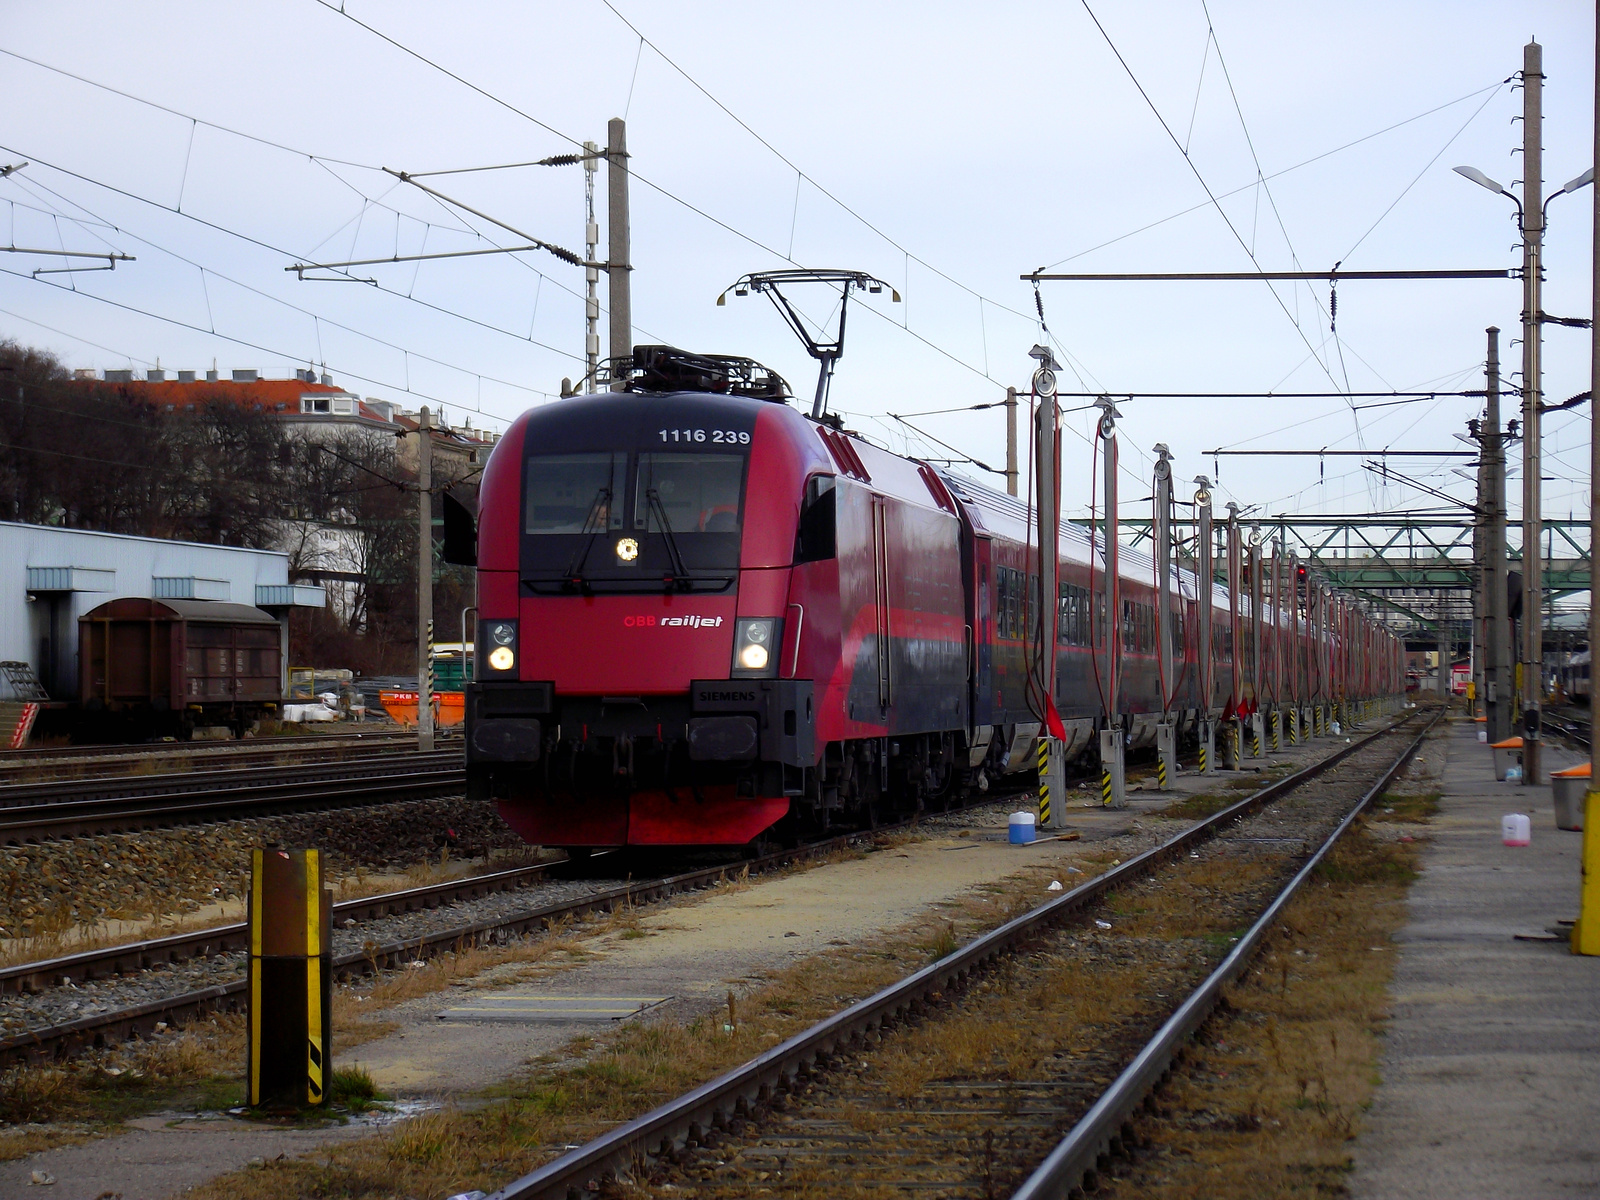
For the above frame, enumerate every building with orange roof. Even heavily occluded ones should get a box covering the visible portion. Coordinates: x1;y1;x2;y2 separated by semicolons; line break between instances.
75;367;495;638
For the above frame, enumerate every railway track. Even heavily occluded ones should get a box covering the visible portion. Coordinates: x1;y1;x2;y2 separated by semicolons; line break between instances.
0;729;458;782
0;858;570;996
1543;710;1592;752
0;751;465;843
0;825;915;1068
480;704;1436;1200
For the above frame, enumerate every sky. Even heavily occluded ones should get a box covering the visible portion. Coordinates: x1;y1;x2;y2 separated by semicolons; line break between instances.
0;0;1592;532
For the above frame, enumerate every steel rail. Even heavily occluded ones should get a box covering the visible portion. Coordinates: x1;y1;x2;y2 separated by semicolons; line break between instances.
1011;706;1441;1199
1543;713;1592;752
0;765;466;844
0;826;902;1066
0;750;461;806
0;729;454;765
0;858;576;995
482;706;1429;1200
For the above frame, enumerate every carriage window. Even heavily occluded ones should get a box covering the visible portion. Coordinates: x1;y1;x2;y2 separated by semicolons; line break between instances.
997;566;1036;641
635;453;746;534
524;453;623;534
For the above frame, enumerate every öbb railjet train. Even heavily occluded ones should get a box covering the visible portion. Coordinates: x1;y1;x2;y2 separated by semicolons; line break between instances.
464;347;1401;848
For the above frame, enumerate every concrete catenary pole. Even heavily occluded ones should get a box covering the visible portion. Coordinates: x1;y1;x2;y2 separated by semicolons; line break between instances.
1153;445;1177;788
583;141;601;390
1439;612;1450;701
1591;2;1600;790
416;406;434;754
1225;503;1242;764
1153;446;1176;712
1034;363;1064;827
1005;386;1019;498
1194;477;1216;771
1249;524;1264;755
1472;445;1484;715
1520;40;1546;783
1579;1;1600;958
1270;541;1284;746
606;118;632;386
1484;327;1512;742
1095;397;1124;806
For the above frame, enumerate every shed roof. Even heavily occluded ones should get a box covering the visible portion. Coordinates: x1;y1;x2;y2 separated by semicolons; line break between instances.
161;599;280;624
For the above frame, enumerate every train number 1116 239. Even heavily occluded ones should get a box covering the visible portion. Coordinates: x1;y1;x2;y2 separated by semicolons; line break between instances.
658;428;751;444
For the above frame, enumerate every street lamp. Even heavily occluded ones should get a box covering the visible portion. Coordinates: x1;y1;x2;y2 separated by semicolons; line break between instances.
1449;44;1592;783
1456;146;1543;777
1452;165;1522;211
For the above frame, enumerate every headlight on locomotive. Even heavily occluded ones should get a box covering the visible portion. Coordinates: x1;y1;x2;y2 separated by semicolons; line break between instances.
484;619;518;672
731;617;779;678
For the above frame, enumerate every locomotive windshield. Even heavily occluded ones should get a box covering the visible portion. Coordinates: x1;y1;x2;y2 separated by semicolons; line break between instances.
524;453;623;535
634;453;744;534
522;446;747;593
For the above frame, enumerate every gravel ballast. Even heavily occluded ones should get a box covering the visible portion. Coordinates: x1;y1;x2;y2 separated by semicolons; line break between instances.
0;793;526;936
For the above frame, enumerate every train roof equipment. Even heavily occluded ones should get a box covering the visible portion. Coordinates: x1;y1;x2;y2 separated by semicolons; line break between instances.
589;345;791;401
717;268;900;421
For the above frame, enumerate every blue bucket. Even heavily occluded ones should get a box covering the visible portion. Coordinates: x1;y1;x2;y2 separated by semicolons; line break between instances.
1009;811;1036;844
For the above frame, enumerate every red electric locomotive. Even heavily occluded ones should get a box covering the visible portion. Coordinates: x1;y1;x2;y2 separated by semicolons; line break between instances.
463;346;1389;848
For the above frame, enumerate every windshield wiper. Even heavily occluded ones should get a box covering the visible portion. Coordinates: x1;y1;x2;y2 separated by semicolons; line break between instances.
645;487;692;591
562;487;612;589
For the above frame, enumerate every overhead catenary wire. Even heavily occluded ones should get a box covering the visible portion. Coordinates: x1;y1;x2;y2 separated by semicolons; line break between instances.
595;0;1047;333
313;0;1093;411
2;194;557;417
1073;1;1351;394
0;148;576;411
0;143;585;385
886;414;1006;477
8;10;1070;483
1035;77;1515;272
0;57;630;350
0;261;531;419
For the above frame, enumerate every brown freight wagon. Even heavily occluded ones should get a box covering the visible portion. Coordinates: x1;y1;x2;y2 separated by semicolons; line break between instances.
79;597;283;737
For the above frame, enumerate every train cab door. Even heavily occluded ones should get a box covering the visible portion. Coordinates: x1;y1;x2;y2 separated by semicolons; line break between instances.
871;494;892;713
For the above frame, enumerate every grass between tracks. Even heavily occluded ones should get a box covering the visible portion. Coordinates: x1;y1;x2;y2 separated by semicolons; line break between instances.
1095;788;1441;1200
0;831;937;1167
173;839;1091;1200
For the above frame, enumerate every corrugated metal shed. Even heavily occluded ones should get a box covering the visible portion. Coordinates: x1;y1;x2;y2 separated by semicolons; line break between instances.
0;522;323;701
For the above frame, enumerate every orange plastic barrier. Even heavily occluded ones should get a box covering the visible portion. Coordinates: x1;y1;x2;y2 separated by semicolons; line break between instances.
378;690;465;728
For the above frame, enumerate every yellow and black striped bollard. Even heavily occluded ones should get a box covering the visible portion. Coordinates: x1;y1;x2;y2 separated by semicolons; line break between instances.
1037;738;1051;827
248;848;333;1108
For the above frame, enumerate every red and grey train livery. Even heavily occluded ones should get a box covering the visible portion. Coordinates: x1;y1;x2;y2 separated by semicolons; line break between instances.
463;346;1402;847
